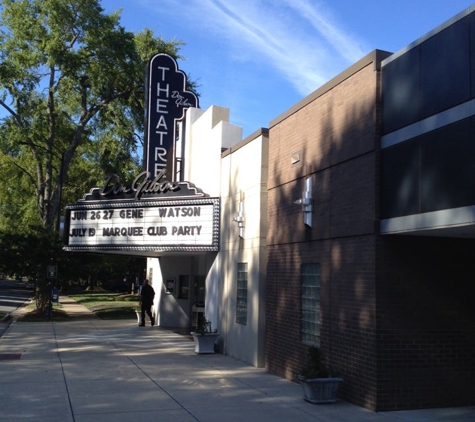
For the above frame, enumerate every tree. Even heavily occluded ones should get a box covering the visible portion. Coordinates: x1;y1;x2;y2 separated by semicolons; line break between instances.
0;224;62;310
0;224;145;311
0;0;196;230
0;0;197;312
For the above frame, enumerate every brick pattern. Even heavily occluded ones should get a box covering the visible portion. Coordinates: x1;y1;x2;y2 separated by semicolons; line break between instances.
266;236;379;409
266;62;381;408
265;56;475;412
376;236;475;410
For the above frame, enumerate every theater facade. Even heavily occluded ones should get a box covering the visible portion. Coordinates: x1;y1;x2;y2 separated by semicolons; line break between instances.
64;6;475;412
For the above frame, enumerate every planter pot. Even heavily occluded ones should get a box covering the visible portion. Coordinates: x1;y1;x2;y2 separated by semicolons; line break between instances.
190;332;219;354
297;375;343;404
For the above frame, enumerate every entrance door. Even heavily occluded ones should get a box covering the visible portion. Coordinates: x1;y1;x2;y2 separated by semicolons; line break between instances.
191;275;205;329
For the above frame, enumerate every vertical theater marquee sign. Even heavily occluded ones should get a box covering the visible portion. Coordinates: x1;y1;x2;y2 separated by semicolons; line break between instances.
145;53;199;178
63;54;219;254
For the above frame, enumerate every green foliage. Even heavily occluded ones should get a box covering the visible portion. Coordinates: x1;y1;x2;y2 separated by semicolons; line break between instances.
0;0;193;312
299;347;331;379
94;307;136;320
0;0;197;230
0;224;61;281
0;224;145;310
69;292;139;319
0;224;63;310
194;317;216;335
69;293;139;307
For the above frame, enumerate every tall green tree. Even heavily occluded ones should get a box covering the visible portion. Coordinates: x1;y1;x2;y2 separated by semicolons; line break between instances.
0;0;197;312
0;0;195;230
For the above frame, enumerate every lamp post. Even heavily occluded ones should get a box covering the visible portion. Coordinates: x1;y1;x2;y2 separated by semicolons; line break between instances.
46;264;58;320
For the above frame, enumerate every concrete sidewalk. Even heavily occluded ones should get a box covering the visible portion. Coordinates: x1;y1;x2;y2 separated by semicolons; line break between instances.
0;297;474;422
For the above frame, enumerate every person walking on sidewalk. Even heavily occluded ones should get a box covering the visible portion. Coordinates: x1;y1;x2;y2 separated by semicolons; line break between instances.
139;279;155;327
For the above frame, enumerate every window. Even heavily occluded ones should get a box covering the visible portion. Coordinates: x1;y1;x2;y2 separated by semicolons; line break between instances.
301;263;321;346
236;263;248;325
165;278;175;294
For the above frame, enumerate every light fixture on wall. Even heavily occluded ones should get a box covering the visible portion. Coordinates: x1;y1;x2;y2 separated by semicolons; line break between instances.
233;200;245;238
294;176;313;227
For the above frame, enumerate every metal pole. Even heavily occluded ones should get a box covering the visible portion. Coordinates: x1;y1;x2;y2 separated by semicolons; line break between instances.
46;278;53;320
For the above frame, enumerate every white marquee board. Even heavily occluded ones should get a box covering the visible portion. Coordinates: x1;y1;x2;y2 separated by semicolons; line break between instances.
64;198;220;253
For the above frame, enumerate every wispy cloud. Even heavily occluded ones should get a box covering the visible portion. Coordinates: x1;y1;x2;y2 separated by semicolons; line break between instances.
282;0;367;63
108;0;475;135
141;0;369;96
191;0;367;95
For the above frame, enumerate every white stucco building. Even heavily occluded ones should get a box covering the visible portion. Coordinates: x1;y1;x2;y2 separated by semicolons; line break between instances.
147;105;268;367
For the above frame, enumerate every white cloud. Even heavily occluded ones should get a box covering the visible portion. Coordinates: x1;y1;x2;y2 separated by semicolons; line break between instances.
183;0;369;95
140;0;370;96
282;0;368;63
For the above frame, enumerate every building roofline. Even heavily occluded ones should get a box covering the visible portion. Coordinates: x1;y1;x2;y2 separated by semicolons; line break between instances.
269;49;392;129
221;127;269;158
382;5;475;66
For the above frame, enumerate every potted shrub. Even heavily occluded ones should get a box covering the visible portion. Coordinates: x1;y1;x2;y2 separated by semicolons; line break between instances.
297;346;343;404
190;317;219;354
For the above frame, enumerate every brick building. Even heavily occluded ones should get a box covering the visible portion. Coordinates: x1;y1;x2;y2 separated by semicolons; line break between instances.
65;6;475;413
264;8;475;411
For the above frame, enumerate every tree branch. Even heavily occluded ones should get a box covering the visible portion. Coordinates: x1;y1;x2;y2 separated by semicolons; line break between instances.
0;99;24;128
3;155;37;188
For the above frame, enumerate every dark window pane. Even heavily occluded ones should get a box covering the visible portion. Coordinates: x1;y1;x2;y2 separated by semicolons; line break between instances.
420;117;475;212
381;140;420;219
421;17;470;119
382;46;421;134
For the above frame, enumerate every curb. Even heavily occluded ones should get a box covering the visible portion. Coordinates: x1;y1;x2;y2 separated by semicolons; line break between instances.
1;314;11;323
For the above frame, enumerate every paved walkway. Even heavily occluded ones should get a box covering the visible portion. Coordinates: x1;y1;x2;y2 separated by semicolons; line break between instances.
0;297;474;422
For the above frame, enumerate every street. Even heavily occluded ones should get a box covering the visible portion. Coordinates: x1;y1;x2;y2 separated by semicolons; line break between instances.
0;279;32;314
0;279;32;336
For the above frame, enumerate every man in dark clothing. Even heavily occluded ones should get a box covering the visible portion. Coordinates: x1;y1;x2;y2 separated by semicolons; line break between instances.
140;279;155;326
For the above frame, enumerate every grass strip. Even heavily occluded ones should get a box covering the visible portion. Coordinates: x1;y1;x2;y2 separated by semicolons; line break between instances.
70;292;140;320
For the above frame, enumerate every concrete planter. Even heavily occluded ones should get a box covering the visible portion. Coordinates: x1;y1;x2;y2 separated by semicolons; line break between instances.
190;332;219;354
297;375;343;404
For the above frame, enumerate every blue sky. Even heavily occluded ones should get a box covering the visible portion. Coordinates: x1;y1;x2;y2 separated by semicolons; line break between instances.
102;0;475;138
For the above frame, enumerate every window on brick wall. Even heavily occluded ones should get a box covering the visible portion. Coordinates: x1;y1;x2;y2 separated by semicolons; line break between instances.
301;263;321;346
236;263;248;325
